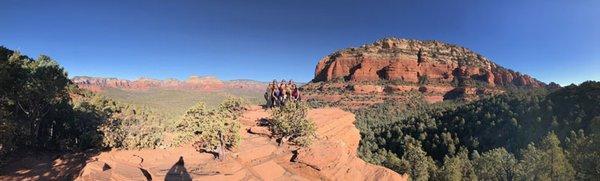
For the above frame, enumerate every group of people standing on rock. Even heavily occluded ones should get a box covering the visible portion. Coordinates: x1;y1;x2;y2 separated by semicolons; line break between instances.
265;79;301;108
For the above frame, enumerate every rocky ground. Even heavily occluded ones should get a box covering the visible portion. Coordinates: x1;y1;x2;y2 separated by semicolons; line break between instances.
0;106;405;181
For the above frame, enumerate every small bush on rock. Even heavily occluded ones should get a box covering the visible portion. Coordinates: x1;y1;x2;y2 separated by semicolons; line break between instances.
175;100;243;160
218;96;248;118
270;102;316;146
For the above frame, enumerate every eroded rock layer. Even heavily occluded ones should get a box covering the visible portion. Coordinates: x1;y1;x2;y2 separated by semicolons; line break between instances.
303;38;546;109
313;37;543;87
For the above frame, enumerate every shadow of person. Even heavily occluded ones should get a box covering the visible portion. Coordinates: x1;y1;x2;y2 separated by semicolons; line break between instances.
165;156;192;181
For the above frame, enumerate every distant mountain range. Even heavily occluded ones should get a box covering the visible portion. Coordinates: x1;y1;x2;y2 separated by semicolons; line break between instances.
72;76;267;92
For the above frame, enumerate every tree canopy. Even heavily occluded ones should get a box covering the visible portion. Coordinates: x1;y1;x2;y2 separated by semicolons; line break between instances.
356;81;600;180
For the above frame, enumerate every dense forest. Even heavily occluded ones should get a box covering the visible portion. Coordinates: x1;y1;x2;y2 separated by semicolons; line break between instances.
356;81;599;180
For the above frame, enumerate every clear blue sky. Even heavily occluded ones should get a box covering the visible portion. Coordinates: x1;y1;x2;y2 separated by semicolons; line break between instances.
1;0;598;85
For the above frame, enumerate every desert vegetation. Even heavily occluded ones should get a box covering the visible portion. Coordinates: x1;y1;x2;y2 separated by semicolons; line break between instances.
1;47;78;157
101;88;263;121
269;102;316;146
356;81;600;180
172;97;246;159
0;46;254;166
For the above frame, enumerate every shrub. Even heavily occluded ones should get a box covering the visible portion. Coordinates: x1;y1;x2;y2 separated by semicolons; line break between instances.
418;74;429;85
176;101;242;160
270;102;316;146
78;93;165;150
218;96;248;118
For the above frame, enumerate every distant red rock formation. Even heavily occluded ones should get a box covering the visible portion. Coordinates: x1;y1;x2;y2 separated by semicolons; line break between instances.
72;76;266;92
313;37;543;87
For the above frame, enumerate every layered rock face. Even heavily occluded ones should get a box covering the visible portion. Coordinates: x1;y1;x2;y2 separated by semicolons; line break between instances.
72;76;265;92
303;38;545;109
313;38;542;87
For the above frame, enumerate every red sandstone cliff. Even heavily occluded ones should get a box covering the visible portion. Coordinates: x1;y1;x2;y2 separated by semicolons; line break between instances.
313;37;543;87
303;38;546;108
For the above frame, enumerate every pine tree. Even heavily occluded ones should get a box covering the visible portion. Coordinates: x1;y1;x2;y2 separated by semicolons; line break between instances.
565;129;600;180
438;148;477;181
401;138;437;181
516;132;575;180
473;148;517;181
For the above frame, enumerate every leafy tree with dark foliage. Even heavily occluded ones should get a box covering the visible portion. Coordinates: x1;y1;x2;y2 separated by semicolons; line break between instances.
1;47;73;151
0;46;164;166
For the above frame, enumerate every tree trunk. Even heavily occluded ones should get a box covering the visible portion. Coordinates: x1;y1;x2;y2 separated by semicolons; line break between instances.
218;131;225;161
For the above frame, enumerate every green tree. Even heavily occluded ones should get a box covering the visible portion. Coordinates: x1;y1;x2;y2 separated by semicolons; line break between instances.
218;96;248;118
418;74;429;85
437;148;477;181
380;150;407;174
177;101;241;160
473;148;517;181
0;48;72;149
1;46;169;162
516;132;575;180
270;102;316;146
401;138;437;181
565;127;600;180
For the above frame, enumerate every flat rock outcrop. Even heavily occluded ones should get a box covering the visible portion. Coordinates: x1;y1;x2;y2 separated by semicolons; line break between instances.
296;108;405;180
0;107;405;180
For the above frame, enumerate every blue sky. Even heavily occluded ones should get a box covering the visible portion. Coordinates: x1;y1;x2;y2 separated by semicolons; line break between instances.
1;0;598;85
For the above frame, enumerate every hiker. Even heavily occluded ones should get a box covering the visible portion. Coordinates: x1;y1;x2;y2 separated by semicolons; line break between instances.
278;79;287;105
265;79;302;108
291;85;301;101
264;81;275;108
272;80;281;107
285;80;293;102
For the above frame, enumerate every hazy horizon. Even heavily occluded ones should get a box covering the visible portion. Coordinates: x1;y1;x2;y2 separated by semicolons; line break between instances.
2;0;599;85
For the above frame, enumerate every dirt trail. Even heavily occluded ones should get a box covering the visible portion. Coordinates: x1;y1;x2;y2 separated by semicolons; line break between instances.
1;106;406;181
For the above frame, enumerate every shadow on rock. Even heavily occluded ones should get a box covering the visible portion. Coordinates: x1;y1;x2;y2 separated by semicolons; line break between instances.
165;156;192;181
0;149;101;180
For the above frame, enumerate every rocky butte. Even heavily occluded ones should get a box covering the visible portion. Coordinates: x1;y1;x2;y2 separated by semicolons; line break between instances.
302;37;546;109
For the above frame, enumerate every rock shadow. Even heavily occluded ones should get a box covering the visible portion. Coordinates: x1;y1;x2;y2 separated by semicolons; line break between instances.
0;149;101;180
165;156;192;181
